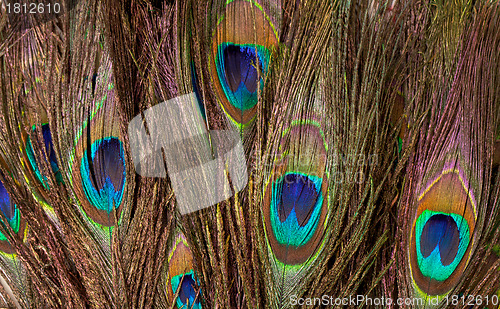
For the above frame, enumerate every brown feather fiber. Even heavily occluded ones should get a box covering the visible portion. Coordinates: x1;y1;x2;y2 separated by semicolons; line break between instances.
0;0;497;308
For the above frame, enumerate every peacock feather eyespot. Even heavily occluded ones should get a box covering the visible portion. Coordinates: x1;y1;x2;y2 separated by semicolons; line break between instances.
263;120;329;265
410;168;476;297
209;0;279;126
78;137;126;227
0;179;26;255
69;71;126;228
167;234;201;309
24;124;63;189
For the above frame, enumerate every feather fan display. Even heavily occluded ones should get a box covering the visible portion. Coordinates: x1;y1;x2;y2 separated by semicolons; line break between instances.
0;0;498;308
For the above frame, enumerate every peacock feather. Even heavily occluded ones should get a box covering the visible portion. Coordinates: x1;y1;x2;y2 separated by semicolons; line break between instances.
208;0;279;127
262;118;329;265
67;64;126;228
165;232;202;309
0;0;497;308
396;1;500;307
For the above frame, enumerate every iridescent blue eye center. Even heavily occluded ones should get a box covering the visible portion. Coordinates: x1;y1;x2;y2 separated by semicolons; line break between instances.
216;43;270;112
270;173;323;247
420;214;459;266
171;271;201;309
415;210;470;282
277;173;319;226
223;44;262;94
0;181;14;220
80;137;125;214
178;274;196;304
90;138;124;192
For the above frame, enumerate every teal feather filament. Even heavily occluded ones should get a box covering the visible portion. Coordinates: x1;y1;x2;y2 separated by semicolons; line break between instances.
26;137;47;188
415;210;470;282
